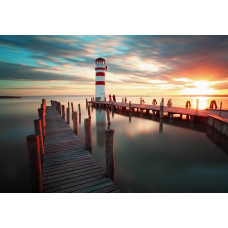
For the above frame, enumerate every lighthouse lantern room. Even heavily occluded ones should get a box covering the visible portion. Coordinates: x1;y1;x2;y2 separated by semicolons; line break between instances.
95;58;106;101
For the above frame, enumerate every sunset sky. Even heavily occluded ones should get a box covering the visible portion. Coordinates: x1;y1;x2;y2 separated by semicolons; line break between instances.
0;35;227;96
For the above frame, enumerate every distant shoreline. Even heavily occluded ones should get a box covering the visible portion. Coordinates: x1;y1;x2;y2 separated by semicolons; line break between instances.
0;96;22;98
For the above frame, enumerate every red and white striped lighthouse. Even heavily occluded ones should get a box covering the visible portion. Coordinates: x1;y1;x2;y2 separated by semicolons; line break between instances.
95;58;107;101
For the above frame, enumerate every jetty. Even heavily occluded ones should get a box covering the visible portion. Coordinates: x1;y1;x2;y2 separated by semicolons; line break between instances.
26;99;119;193
89;99;228;138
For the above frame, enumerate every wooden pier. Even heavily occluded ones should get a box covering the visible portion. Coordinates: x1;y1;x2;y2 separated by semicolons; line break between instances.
27;100;119;193
90;100;228;138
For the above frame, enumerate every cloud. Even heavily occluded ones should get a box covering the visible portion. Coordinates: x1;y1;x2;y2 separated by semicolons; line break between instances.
0;35;228;95
0;61;90;82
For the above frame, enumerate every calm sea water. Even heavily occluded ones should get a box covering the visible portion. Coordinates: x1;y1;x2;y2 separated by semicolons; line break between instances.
0;96;228;193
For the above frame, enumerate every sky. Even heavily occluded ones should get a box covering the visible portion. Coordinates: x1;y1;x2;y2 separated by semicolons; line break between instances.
0;35;227;96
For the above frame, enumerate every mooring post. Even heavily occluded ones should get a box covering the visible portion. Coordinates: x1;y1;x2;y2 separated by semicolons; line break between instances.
67;107;70;125
84;118;92;153
88;105;91;119
219;102;222;116
38;108;45;137
78;104;81;116
86;98;88;109
62;105;65;120
42;99;46;112
34;119;45;157
105;129;115;181
41;103;46;126
26;135;42;193
129;101;132;113
59;102;62;116
160;98;164;118
71;102;74;120
73;111;79;136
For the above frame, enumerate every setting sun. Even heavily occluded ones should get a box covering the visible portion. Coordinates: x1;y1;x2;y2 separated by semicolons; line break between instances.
182;80;216;95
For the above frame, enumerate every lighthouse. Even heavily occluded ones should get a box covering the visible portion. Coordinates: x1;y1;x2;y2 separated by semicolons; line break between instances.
95;58;107;101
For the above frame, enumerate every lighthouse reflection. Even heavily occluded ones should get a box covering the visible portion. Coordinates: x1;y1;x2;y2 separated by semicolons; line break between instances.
96;109;106;146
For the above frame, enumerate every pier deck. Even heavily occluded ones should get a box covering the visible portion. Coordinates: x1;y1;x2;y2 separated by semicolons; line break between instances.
42;106;119;193
90;101;228;120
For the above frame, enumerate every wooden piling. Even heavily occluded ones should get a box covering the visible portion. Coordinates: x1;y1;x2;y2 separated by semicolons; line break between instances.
88;105;91;119
160;98;164;118
129;101;132;113
105;129;115;181
78;104;81;116
67;107;70;125
219;102;222;116
72;111;79;136
26;135;42;193
59;102;62;116
38;108;45;137
62;105;65;120
86;98;88;109
71;102;74;120
34;119;45;156
84;118;92;153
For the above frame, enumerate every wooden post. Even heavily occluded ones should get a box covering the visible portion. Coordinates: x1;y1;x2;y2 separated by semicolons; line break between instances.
73;111;79;136
219;102;222;116
160;98;164;118
38;108;45;137
99;101;101;109
34;119;45;157
71;102;74;120
42;99;46;111
78;104;81;116
62;105;65;120
26;135;42;193
59;102;62;116
84;118;92;153
67;107;70;125
88;105;91;119
86;98;88;109
41;103;46;126
129;101;132;113
105;129;115;181
68;102;70;109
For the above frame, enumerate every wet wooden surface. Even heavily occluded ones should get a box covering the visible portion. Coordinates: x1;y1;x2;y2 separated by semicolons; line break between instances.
42;106;120;193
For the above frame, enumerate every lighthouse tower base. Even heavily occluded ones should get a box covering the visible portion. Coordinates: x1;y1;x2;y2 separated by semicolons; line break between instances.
95;85;105;101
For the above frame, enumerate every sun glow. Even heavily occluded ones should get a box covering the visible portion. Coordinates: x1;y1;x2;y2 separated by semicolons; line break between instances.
182;80;216;95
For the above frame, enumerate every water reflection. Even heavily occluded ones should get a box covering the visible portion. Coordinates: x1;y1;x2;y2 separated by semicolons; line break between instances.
96;109;106;146
159;119;163;134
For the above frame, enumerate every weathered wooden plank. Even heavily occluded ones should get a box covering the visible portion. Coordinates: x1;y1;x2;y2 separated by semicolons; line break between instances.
42;105;119;193
45;173;107;192
56;177;112;193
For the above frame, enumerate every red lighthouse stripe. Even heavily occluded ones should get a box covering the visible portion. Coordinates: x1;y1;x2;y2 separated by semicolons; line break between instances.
96;81;105;85
95;67;106;70
96;72;105;76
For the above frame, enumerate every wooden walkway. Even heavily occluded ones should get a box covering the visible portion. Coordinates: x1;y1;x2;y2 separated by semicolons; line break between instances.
90;101;228;119
42;106;119;193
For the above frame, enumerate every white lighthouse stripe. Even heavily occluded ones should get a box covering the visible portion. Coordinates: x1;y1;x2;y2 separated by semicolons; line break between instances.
95;70;106;73
96;76;105;81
